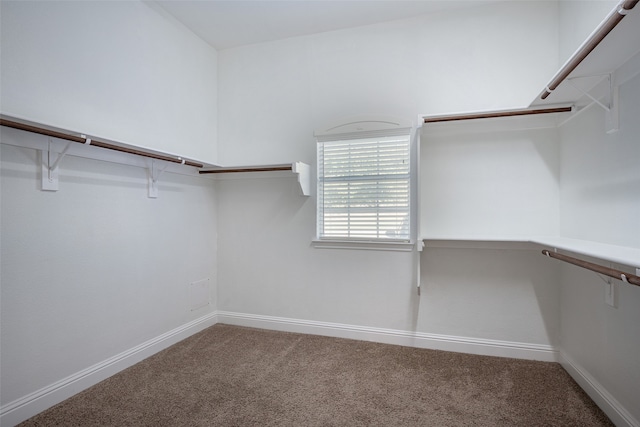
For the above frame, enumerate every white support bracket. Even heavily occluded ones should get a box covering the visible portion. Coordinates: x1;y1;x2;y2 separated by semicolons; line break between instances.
566;74;620;133
292;161;311;196
40;138;70;191
40;148;60;191
39;135;90;191
416;241;424;296
605;83;619;134
147;159;169;198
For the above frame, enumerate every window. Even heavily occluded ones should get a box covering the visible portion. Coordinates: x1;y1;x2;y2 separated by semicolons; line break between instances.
317;133;411;243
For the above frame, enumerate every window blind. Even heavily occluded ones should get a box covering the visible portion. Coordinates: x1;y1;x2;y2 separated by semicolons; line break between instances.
317;134;411;241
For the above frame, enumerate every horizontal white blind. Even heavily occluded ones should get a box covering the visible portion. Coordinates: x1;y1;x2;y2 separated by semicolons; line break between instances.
318;134;410;241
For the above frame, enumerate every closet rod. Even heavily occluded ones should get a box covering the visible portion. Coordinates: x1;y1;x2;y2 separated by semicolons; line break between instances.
423;106;573;123
0;118;204;168
541;249;640;286
541;0;639;100
199;166;292;174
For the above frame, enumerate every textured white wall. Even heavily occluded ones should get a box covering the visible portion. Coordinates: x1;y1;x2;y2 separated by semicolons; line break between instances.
0;1;218;164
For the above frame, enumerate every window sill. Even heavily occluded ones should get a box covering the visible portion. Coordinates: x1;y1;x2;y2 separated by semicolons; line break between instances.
311;239;415;252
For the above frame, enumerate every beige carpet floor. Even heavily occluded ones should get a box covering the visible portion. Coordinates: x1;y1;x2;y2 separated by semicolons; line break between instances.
20;324;612;426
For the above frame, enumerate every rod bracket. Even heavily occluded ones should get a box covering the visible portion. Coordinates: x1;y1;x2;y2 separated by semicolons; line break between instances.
147;159;169;198
292;161;311;196
40;138;72;191
40;149;60;191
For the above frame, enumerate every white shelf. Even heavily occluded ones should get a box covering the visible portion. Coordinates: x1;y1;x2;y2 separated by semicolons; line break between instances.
421;106;573;136
530;236;640;269
422;236;640;268
531;3;640;107
0;113;214;168
200;162;311;196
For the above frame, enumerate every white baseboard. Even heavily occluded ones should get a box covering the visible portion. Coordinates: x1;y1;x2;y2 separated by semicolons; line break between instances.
0;312;218;427
216;311;558;362
6;309;635;427
560;351;639;427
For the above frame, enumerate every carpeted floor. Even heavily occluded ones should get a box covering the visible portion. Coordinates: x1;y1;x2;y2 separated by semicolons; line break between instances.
20;324;612;426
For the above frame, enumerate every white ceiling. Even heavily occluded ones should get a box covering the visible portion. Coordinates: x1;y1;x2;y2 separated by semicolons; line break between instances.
154;0;497;50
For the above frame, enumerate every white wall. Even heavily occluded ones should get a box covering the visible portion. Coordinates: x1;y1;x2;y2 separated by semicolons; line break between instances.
560;262;640;425
0;131;218;409
8;0;636;423
421;127;560;239
0;2;219;423
420;247;560;345
559;74;640;248
215;1;561;349
218;0;559;166
0;1;218;164
558;70;640;424
216;176;416;330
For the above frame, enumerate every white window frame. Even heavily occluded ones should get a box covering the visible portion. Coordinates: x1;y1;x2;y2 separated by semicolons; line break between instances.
313;117;416;251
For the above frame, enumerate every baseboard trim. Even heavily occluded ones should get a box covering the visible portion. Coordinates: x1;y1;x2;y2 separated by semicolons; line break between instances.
217;311;558;362
0;312;218;427
7;310;635;427
560;351;639;427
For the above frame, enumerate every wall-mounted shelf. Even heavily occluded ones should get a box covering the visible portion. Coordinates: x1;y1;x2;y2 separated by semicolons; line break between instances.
533;0;640;107
199;162;311;196
0;114;209;168
1;114;311;197
422;236;640;269
0;113;217;198
423;106;574;124
530;0;640;133
420;1;640;135
418;2;640;267
421;105;574;136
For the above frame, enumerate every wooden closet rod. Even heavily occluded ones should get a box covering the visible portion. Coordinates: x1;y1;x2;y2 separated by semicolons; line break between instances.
0;118;204;168
541;0;639;100
423;106;573;123
199;166;292;174
542;249;640;286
